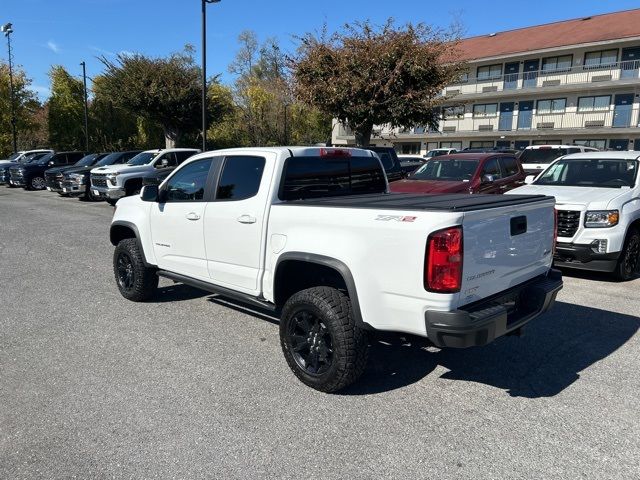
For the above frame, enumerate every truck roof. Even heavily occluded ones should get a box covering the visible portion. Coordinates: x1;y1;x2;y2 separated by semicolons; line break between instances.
199;146;375;157
562;151;640;160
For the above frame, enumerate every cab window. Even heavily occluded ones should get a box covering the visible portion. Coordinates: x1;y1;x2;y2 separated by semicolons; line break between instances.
164;159;212;202
482;158;502;179
216;156;266;201
499;157;520;177
155;153;178;168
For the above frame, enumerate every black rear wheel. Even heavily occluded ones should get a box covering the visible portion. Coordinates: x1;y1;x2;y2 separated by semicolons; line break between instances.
280;287;368;393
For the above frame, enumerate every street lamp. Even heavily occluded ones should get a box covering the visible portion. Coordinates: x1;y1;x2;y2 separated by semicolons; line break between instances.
201;0;221;152
80;61;89;151
1;22;17;154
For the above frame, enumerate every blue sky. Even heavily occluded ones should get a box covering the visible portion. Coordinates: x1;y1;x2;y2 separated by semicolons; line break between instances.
2;0;639;100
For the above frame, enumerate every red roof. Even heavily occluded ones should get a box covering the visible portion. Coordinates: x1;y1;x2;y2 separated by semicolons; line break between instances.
455;9;640;61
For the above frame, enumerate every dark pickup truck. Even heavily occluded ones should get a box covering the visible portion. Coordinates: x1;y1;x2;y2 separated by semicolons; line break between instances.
10;151;85;190
45;153;108;194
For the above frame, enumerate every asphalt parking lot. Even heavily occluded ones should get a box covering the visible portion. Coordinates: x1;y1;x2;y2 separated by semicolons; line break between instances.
1;188;639;479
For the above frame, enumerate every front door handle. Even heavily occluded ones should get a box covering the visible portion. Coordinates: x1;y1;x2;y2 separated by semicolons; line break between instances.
237;214;256;224
186;212;201;221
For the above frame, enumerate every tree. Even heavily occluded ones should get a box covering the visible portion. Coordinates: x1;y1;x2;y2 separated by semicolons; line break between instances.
291;20;466;146
47;65;85;150
99;47;227;149
0;62;42;156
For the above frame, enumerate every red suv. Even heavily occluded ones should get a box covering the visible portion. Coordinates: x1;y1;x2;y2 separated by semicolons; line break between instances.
389;153;525;195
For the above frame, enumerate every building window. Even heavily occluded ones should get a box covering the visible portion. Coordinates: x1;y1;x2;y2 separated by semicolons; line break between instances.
584;49;618;69
395;143;422;154
473;103;498;117
577;95;611;112
536;98;566;114
532;140;562;145
573;139;607;149
440;141;462;149
456;71;469;83
443;105;465;119
476;64;502;81
470;141;494;148
541;55;573;73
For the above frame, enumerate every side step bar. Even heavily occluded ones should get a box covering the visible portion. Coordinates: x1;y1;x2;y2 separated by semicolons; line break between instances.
157;270;277;312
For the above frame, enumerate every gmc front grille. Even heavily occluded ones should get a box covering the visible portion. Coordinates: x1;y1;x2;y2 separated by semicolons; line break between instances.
557;210;580;238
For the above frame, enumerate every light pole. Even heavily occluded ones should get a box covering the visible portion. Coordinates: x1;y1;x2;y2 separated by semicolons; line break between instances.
201;0;220;152
1;22;17;154
80;61;89;151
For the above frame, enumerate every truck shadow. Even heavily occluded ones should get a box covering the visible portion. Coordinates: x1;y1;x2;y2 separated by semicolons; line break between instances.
153;284;209;303
340;301;639;397
556;267;640;283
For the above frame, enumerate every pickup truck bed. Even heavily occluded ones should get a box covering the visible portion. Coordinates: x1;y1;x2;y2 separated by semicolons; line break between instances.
284;192;550;212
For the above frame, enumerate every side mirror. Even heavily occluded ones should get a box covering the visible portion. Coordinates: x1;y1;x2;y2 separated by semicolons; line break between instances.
524;175;536;185
48;160;55;166
482;174;495;184
141;185;159;202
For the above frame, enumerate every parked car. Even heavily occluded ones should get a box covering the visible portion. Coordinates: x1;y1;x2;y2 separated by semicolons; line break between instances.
390;153;525;195
60;151;142;201
519;144;599;175
364;146;404;182
9;151;85;190
109;146;562;392
0;152;50;187
0;149;52;165
91;148;199;205
44;153;106;194
398;154;426;175
507;151;640;280
425;148;457;158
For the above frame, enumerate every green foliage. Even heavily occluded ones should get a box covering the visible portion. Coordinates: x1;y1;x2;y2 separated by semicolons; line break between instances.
47;65;85;150
292;19;466;145
0;62;42;157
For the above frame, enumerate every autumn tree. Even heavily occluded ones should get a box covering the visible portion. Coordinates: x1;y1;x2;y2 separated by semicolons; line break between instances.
0;62;42;156
47;65;85;150
291;20;466;146
99;47;226;149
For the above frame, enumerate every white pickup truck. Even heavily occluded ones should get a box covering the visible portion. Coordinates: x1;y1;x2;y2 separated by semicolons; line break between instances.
90;148;199;205
109;147;562;392
508;151;640;280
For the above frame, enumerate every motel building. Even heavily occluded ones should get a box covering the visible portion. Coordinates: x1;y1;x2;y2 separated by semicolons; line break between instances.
332;8;640;153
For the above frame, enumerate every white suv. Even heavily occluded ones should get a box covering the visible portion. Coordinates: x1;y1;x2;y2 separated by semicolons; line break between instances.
90;148;199;205
508;151;640;279
519;145;599;175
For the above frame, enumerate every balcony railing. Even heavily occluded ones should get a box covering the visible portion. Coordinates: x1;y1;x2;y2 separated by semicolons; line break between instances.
445;60;640;96
433;106;640;134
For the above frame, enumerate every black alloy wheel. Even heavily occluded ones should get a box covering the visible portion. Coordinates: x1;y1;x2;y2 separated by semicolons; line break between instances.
617;229;640;280
116;251;136;292
285;310;334;376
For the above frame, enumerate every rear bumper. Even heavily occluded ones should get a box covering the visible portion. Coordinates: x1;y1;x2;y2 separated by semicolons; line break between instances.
554;242;620;272
425;270;562;348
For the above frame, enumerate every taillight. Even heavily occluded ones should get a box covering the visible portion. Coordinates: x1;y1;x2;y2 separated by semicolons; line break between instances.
425;226;463;293
553;208;558;254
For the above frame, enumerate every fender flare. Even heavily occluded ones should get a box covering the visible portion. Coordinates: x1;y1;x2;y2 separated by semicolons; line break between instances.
110;220;152;267
274;252;371;330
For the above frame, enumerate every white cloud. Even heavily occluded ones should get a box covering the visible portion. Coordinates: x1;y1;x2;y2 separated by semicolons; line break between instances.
46;40;60;54
89;45;115;56
30;84;51;99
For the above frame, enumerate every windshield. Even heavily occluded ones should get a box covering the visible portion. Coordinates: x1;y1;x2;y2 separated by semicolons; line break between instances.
95;153;121;166
127;152;156;166
21;153;46;163
425;150;449;158
33;153;55;165
520;148;569;165
75;154;98;166
411;159;479;181
535;159;638;188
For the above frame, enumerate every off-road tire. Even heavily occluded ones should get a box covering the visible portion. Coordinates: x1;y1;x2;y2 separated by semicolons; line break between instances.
614;228;640;281
106;199;117;206
113;238;158;301
280;286;368;393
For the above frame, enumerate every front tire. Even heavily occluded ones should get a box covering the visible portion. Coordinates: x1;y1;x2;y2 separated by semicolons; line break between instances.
29;176;46;190
106;199;117;206
113;238;158;301
614;228;640;281
280;287;368;393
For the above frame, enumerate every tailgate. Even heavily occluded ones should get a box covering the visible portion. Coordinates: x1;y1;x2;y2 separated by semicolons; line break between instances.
457;196;555;307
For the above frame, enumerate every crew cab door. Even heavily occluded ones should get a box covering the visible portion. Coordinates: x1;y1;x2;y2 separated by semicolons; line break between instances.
150;157;216;280
203;153;275;294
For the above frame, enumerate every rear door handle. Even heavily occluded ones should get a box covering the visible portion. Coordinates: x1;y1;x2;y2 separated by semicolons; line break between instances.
186;212;201;221
237;214;256;224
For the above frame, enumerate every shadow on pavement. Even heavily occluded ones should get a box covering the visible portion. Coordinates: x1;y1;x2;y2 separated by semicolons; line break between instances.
340;301;639;397
153;283;208;303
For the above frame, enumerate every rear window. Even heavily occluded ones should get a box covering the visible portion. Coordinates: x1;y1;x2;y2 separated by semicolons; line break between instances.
280;156;386;200
519;148;569;164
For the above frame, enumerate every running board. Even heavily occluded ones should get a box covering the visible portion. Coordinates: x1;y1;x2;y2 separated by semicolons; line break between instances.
157;270;277;312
